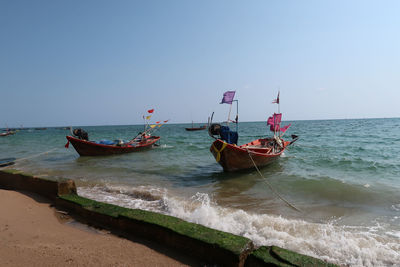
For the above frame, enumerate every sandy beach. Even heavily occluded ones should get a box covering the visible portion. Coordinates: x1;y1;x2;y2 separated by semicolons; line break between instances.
0;189;200;267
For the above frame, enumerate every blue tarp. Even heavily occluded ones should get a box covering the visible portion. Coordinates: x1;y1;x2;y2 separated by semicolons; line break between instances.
97;140;116;145
220;126;238;145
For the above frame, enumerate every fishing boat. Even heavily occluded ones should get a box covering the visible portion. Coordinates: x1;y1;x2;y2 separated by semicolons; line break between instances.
210;135;295;172
0;131;16;137
185;121;206;131
65;109;167;156
65;134;160;156
208;91;297;172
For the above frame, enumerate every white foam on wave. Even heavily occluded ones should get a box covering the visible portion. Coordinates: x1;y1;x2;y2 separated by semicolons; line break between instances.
391;204;400;212
78;187;400;267
386;231;400;238
165;193;400;267
158;144;174;149
78;185;168;212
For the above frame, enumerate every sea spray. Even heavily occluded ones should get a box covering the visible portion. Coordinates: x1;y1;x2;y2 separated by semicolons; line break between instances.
79;186;400;267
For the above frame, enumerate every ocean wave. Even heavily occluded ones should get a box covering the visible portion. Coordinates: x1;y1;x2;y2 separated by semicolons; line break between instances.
391;204;400;212
78;187;400;266
157;144;174;149
279;175;400;208
78;185;168;212
161;193;400;267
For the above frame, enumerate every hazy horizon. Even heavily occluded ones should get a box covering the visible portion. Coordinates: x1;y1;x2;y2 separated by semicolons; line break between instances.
3;115;399;129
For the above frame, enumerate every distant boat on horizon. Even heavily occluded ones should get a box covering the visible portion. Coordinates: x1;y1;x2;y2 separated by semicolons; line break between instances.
185;121;207;131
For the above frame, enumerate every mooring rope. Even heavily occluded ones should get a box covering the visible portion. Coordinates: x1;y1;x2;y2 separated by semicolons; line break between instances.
1;148;58;168
246;148;301;212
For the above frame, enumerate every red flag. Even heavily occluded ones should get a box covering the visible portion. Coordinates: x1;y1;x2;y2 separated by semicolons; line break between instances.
272;92;280;104
164;120;169;123
148;109;154;113
156;121;160;124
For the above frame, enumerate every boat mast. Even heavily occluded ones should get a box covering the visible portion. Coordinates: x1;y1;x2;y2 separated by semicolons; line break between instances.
278;90;284;138
234;100;238;132
227;102;233;126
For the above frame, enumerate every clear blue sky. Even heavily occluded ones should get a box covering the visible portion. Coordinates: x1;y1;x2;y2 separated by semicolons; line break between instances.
1;0;399;127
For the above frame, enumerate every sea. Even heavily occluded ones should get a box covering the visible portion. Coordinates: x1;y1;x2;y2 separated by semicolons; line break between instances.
1;118;400;266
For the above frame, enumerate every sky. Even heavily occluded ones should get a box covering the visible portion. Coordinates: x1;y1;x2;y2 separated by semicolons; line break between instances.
1;0;399;127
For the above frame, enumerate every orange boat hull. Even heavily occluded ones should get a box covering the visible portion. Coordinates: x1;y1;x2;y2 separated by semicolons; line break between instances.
210;138;289;172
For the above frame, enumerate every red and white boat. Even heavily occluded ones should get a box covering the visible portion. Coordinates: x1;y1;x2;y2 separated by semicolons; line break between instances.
208;91;297;172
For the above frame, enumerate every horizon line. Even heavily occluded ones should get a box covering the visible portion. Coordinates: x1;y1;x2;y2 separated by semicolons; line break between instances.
3;116;399;129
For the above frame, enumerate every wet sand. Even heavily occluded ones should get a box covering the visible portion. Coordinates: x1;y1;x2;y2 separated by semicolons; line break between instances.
0;189;200;267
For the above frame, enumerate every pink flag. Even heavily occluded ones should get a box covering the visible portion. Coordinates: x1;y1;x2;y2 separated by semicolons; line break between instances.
272;92;280;104
267;113;282;132
280;123;291;133
267;113;282;125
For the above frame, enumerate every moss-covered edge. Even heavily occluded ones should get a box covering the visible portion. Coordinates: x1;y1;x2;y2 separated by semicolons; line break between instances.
0;169;339;266
245;246;338;267
60;193;251;255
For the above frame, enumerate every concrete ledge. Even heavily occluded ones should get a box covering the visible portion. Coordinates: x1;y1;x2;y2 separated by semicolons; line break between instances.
0;169;76;200
0;169;338;267
58;194;253;266
245;246;337;267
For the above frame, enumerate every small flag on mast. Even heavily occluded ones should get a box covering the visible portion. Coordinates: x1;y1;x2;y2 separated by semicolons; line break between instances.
220;91;236;104
272;92;280;104
147;109;154;113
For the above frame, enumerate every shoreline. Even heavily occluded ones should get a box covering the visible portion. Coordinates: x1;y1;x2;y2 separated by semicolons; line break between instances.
0;189;198;266
0;169;337;266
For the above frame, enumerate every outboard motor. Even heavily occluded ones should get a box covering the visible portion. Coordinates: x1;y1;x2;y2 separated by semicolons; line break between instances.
209;123;222;135
73;128;89;141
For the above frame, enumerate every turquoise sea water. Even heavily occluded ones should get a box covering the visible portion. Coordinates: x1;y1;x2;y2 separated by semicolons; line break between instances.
1;118;400;266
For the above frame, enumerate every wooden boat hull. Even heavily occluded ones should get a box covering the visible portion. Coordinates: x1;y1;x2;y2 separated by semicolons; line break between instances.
210;138;289;172
66;135;160;156
185;126;206;131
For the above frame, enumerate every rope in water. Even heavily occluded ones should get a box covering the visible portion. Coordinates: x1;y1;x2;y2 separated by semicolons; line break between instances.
2;148;58;168
246;148;301;212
